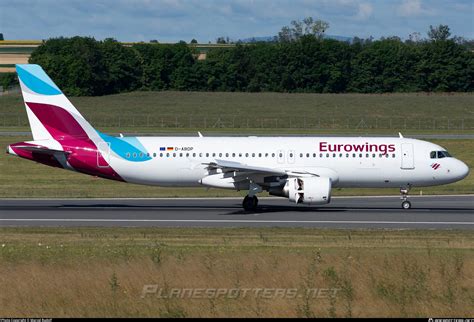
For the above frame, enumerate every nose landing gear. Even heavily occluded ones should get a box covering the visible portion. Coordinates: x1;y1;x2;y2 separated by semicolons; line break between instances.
400;186;411;209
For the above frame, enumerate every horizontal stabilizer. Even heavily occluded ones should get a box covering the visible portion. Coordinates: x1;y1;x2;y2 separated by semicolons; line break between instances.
9;144;69;156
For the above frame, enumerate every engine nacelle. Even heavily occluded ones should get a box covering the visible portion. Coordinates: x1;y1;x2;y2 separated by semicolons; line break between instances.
274;177;331;205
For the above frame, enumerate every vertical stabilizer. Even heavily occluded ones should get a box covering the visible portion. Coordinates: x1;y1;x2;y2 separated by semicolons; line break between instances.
16;64;97;141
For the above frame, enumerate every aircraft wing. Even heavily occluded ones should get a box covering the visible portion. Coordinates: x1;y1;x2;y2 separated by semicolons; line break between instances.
204;159;286;175
204;159;320;177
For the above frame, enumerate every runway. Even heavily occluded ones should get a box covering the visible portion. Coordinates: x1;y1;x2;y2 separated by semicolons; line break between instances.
0;195;473;229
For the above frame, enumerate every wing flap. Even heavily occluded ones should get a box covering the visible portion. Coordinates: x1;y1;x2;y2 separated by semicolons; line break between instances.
204;159;287;176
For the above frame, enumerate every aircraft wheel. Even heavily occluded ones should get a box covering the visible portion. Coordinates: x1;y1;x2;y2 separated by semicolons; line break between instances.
243;195;258;211
401;200;411;209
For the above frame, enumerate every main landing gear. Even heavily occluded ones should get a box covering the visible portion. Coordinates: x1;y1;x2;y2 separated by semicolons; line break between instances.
242;182;262;211
242;195;258;211
400;186;411;209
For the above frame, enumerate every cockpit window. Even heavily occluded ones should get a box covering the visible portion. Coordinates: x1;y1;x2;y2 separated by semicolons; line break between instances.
431;151;452;159
437;151;452;158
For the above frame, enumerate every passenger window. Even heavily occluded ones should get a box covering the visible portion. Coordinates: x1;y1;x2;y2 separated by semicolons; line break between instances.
126;152;130;158
133;153;137;158
179;153;183;157
153;153;156;157
139;153;143;157
251;153;255;157
226;153;229;157
219;153;223;157
313;153;316;157
272;153;275;157
232;153;235;157
166;153;169;157
206;153;209;157
160;153;163;157
306;153;310;158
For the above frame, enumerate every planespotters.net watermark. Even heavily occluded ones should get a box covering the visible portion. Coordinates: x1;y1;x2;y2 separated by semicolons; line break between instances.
141;285;341;299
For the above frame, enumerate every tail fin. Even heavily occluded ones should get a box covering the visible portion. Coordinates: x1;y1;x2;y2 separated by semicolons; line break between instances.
16;64;97;141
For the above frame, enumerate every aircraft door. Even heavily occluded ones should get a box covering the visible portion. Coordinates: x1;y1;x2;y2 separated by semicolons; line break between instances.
97;142;111;168
401;143;415;169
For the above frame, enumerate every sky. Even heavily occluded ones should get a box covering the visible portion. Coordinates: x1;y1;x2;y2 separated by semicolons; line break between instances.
0;0;473;42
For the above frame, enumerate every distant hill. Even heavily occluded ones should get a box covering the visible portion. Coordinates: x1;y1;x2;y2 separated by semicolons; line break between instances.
239;34;352;43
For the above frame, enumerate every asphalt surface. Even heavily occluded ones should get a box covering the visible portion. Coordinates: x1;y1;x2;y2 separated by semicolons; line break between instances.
0;196;473;229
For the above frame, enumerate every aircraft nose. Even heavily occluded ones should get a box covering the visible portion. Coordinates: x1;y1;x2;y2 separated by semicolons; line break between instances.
457;160;469;180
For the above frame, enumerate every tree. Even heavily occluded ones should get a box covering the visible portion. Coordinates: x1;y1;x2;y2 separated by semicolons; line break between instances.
0;33;4;41
428;24;451;41
1;73;16;90
407;32;422;43
278;17;329;42
190;39;198;44
216;37;227;44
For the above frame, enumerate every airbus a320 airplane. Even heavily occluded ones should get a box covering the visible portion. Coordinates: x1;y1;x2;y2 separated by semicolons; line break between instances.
6;65;470;210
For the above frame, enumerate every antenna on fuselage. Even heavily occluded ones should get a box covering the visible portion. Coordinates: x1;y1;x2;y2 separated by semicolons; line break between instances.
198;132;203;138
398;132;404;138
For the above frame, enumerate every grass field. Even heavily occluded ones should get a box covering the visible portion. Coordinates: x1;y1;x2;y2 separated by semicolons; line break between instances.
0;136;472;198
0;227;473;317
1;92;473;133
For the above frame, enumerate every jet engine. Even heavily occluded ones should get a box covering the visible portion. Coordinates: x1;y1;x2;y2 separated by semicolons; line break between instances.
270;177;331;205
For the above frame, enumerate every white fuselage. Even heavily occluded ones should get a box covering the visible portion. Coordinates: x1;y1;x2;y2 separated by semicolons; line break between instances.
106;136;469;189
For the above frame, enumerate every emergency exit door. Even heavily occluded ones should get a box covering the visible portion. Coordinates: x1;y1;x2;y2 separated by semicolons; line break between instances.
401;143;415;169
